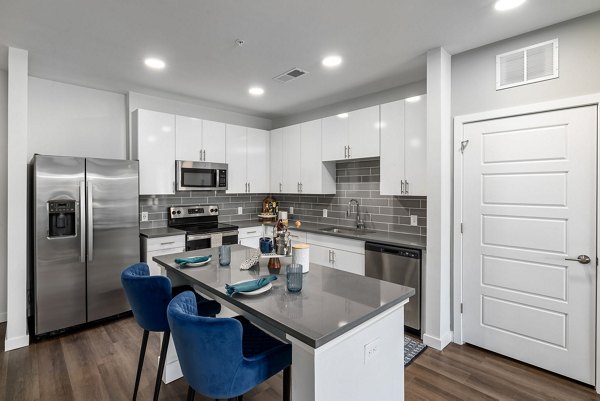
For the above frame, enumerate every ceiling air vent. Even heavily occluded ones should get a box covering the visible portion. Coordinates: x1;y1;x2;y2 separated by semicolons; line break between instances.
496;39;558;90
273;68;309;83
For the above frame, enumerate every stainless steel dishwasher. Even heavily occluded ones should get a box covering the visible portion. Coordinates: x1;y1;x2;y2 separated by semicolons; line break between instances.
365;242;421;333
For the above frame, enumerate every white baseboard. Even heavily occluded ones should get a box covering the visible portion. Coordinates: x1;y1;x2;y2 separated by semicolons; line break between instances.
5;334;29;351
0;312;6;323
423;330;453;350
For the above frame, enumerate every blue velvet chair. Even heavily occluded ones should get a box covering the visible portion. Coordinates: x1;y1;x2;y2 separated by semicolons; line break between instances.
121;263;222;401
167;291;292;401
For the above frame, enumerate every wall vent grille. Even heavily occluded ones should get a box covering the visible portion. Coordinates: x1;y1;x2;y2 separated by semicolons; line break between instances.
273;68;309;83
496;39;558;90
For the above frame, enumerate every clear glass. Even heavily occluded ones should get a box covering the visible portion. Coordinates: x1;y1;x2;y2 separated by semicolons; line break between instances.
219;245;231;266
286;263;303;292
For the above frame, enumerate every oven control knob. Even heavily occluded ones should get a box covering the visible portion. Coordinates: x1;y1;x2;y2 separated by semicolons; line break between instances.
176;210;181;215
171;211;176;215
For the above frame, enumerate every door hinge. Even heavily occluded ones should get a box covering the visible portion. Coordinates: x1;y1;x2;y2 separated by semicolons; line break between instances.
460;223;463;233
460;303;463;313
460;140;470;154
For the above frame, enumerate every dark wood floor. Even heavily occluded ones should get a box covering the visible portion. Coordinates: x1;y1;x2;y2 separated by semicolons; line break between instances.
1;317;599;400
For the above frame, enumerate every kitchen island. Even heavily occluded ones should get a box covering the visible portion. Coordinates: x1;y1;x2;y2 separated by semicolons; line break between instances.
154;245;414;401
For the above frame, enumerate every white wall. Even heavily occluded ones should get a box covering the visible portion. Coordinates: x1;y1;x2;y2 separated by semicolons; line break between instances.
0;70;7;322
452;11;600;117
28;77;127;161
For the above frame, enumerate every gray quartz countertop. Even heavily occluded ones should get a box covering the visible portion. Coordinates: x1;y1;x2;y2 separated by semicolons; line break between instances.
140;227;186;238
154;244;415;348
231;219;426;250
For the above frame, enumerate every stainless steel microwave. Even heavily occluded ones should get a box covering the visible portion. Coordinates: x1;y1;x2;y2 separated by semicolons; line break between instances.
176;161;228;191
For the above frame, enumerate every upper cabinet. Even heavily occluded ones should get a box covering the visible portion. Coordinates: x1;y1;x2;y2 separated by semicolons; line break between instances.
380;95;427;196
133;109;176;195
175;115;226;163
322;105;380;161
270;119;335;195
226;125;269;194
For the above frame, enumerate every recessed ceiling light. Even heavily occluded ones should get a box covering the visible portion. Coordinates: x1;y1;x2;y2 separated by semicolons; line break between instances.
144;57;166;70
494;0;525;11
406;96;421;103
249;87;265;96
322;55;343;68
337;113;349;119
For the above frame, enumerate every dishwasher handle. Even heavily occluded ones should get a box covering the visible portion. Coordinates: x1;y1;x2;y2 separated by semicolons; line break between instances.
365;242;421;259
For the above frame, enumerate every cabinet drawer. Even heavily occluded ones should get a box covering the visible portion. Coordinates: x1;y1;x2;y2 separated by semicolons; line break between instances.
145;235;186;252
238;226;264;239
306;233;365;254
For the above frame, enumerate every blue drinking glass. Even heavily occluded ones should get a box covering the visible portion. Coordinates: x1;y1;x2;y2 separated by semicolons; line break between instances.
286;263;303;292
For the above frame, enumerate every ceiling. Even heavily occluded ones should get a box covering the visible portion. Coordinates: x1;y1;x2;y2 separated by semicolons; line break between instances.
1;1;599;119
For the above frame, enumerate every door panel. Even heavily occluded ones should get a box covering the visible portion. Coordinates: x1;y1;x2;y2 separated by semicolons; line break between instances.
380;100;405;195
270;129;284;193
282;124;301;193
462;106;597;384
225;124;247;194
202;120;226;163
348;105;380;159
246;128;269;193
86;158;140;321
404;96;427;195
175;115;203;161
301;119;324;194
322;115;347;161
137;110;175;195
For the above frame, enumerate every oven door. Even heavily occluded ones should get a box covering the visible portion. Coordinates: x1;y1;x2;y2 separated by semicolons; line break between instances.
186;231;239;251
176;161;228;191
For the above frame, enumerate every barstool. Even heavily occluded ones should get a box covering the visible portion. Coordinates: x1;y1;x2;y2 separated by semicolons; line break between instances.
121;263;221;401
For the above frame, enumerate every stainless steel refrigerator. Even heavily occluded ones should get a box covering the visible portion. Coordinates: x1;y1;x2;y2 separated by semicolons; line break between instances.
33;155;139;335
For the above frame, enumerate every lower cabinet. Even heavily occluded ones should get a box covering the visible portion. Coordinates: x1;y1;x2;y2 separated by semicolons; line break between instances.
306;233;365;276
141;234;186;276
238;226;264;249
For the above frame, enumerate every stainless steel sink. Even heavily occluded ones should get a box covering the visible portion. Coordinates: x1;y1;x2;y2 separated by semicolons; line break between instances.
319;227;376;235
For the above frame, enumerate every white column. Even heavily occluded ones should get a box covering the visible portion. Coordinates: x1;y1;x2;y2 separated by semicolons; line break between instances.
423;47;452;350
5;47;29;351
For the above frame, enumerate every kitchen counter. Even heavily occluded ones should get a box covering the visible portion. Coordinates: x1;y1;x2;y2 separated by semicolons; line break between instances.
139;227;186;238
232;219;427;249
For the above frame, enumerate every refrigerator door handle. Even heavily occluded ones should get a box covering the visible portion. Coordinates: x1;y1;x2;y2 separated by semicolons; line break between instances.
87;181;94;262
80;181;86;263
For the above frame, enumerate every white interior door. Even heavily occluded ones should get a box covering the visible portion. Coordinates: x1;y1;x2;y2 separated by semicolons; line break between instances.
461;106;597;384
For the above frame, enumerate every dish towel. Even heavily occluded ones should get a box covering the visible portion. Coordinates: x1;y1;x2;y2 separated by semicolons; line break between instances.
225;275;278;296
211;233;223;248
175;255;212;266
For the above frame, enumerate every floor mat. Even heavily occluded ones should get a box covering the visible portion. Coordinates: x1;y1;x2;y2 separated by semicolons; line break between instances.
404;336;427;367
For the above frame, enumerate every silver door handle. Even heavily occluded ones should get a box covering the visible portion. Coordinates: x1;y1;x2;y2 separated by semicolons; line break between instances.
279;183;282;192
331;250;335;263
160;241;175;246
405;180;409;195
245;182;248;192
348;146;351;158
199;150;203;161
300;182;303;192
328;250;332;263
87;182;94;262
344;146;348;159
248;182;251;192
401;180;405;194
565;255;591;264
202;149;206;161
80;181;86;263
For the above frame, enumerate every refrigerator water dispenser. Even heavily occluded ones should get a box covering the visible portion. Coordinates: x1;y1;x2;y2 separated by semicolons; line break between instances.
48;200;76;237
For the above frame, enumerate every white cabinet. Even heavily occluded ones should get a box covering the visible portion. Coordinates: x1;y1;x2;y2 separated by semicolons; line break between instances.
288;228;307;244
227;125;269;194
270;120;335;194
133;109;176;195
175;116;226;163
306;233;365;276
322;105;380;161
380;95;427;196
238;226;264;249
141;234;186;276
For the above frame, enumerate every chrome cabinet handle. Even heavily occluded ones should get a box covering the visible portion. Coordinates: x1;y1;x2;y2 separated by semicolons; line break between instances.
328;250;332;263
348;146;351;158
344;146;348;159
300;182;303;192
279;182;282;192
331;250;335;263
80;181;86;263
405;180;409;195
401;180;404;194
203;149;206;160
248;182;251;192
87;182;94;262
565;255;591;264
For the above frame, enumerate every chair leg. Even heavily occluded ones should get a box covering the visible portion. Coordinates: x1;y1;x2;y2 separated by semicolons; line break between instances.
283;366;291;401
186;385;195;401
153;331;170;401
133;329;149;401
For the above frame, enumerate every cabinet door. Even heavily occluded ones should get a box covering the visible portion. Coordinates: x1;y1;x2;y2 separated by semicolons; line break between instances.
136;110;176;195
202;120;226;163
246;128;269;193
404;95;427;196
331;249;365;276
239;236;260;249
147;247;185;276
282;124;301;193
300;119;323;194
348;105;380;159
175;115;203;161
225;124;247;194
309;243;333;268
322;115;348;161
380;100;406;195
270;129;284;194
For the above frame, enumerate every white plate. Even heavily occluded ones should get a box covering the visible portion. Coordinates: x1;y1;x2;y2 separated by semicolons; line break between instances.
231;280;273;296
178;256;211;267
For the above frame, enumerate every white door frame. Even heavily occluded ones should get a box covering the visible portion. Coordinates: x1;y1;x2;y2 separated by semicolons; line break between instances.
453;93;600;391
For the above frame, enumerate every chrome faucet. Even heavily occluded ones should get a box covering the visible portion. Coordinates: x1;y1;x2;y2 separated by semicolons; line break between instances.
347;199;365;229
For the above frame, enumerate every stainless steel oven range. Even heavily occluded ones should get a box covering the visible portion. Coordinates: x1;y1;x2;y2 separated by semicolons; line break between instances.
167;205;238;250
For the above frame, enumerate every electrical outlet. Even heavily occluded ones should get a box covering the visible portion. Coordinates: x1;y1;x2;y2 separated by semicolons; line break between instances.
410;215;418;226
238;207;243;215
323;209;328;218
289;206;294;215
364;338;380;364
141;212;149;222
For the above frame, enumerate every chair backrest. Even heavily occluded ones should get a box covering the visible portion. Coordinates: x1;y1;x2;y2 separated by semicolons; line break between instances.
167;291;245;398
121;263;172;332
